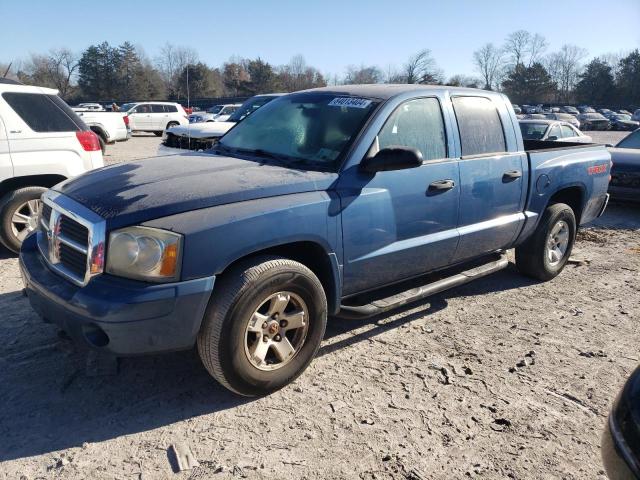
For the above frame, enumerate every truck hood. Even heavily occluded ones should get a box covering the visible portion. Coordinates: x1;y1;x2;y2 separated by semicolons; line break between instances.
54;152;338;229
168;122;234;139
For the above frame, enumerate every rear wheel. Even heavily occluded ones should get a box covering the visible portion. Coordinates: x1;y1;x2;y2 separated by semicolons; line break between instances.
516;203;576;281
197;256;327;396
0;186;47;253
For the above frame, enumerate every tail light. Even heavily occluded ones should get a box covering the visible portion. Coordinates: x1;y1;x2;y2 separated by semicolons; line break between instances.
76;130;101;152
123;115;130;126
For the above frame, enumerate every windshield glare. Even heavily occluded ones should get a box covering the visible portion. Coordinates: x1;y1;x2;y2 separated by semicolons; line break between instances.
219;93;379;167
227;96;275;122
208;105;224;114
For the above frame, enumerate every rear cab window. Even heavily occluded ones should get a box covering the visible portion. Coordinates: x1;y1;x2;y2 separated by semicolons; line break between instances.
2;92;84;132
452;96;506;156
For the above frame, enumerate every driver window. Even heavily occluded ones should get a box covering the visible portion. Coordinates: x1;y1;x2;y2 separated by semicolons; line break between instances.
560;125;575;138
548;125;561;139
376;98;447;161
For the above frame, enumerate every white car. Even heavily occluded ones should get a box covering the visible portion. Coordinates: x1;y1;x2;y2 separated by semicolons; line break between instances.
73;109;130;152
0;79;103;252
118;102;188;136
189;104;242;123
75;103;104;111
519;120;592;143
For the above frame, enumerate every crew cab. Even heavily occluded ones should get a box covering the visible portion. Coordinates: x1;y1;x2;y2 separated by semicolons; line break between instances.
20;85;610;396
72;109;130;152
0;79;103;253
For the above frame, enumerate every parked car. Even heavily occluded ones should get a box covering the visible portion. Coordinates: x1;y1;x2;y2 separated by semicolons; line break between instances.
602;365;640;479
72;109;130;152
577;105;595;113
608;129;640;202
0;79;103;253
75;103;104;111
632;109;640;122
523;113;547;120
512;104;522;114
543;113;581;129
560;106;579;115
598;108;614;117
188;104;242;124
618;109;632;116
519;120;592;143
577;112;610;130
609;114;640;131
164;94;282;150
118;102;188;136
20;85;611;396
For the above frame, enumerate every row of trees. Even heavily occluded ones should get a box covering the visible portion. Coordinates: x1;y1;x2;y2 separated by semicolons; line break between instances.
473;30;640;106
2;33;639;107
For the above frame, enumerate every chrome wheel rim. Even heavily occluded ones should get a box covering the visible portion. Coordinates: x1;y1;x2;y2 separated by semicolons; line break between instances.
10;199;41;242
244;291;309;371
546;220;570;266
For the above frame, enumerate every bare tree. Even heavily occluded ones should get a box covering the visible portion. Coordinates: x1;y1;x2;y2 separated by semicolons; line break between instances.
155;43;198;96
446;74;481;88
505;30;531;66
17;50;79;98
399;50;442;84
473;43;504;90
343;65;382;84
544;45;587;102
527;33;548;67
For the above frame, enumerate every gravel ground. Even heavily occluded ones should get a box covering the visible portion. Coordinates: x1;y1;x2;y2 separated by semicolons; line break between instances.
0;130;638;479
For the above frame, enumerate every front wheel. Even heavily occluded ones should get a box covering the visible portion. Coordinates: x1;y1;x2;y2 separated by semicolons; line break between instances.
516;203;576;281
0;186;48;253
197;256;327;396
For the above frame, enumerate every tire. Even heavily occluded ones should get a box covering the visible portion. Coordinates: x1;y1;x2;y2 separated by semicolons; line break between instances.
515;203;576;281
0;186;48;253
197;255;327;396
98;135;106;154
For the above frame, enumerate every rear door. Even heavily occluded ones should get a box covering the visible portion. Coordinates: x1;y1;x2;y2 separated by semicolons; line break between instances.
451;95;526;263
340;97;460;295
0;114;13;181
151;104;169;130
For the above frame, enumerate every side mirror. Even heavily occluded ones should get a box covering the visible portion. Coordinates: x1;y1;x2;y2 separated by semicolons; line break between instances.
360;146;423;173
547;135;558;141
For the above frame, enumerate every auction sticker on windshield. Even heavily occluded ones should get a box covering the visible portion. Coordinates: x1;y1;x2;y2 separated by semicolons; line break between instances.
328;97;372;108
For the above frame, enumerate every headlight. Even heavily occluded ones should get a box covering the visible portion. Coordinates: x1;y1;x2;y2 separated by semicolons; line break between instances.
106;226;182;282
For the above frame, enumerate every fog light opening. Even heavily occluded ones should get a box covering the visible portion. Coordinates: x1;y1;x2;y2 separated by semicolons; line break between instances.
82;324;110;348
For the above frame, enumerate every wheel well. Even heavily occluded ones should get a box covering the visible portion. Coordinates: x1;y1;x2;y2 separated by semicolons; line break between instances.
0;175;67;199
548;187;584;223
222;241;339;314
90;126;107;141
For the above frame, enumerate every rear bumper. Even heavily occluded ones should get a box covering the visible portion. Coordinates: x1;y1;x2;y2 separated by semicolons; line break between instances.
19;234;215;356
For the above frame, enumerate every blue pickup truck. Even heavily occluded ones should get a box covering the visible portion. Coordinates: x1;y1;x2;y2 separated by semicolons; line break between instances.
19;85;611;396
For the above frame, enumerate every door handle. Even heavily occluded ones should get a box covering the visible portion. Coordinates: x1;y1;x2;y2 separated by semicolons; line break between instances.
428;179;455;193
502;170;522;182
9;130;22;134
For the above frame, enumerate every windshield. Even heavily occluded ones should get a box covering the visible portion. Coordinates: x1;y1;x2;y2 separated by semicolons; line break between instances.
218;93;379;168
617;130;640;149
207;105;224;114
227;96;278;123
519;123;548;140
584;113;606;119
614;114;632;121
120;103;136;112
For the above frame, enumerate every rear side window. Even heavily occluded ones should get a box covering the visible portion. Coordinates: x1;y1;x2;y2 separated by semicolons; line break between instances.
560;125;576;138
377;98;447;161
452;96;506;156
2;93;81;132
548;125;561;139
152;104;166;113
165;105;178;113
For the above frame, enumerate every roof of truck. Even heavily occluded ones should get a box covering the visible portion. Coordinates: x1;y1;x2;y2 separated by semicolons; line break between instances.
302;84;500;100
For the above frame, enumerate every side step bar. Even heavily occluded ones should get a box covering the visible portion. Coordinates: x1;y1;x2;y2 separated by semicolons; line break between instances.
337;253;509;319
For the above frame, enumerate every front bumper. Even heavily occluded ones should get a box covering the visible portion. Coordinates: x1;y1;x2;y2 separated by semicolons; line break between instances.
19;234;215;356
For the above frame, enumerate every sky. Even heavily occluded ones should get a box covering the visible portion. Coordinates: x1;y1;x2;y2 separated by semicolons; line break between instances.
1;0;639;79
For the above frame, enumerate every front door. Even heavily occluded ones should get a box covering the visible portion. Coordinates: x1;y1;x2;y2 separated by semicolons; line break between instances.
0;115;13;181
339;97;460;296
129;104;152;130
450;96;526;262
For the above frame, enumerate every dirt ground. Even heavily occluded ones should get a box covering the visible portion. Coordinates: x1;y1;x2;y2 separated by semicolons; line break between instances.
1;132;638;480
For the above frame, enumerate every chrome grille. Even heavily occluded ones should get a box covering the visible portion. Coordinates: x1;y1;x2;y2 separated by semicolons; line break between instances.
37;190;106;286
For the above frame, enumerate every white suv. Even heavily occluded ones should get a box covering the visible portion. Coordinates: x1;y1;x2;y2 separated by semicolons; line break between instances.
119;102;188;136
0;79;103;252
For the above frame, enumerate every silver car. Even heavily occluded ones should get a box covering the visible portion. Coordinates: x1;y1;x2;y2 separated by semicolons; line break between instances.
189;104;242;123
519;120;592;143
544;113;580;129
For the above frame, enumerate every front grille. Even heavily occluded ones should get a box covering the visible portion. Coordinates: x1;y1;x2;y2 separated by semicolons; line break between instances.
37;192;106;287
59;243;87;277
59;215;89;245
